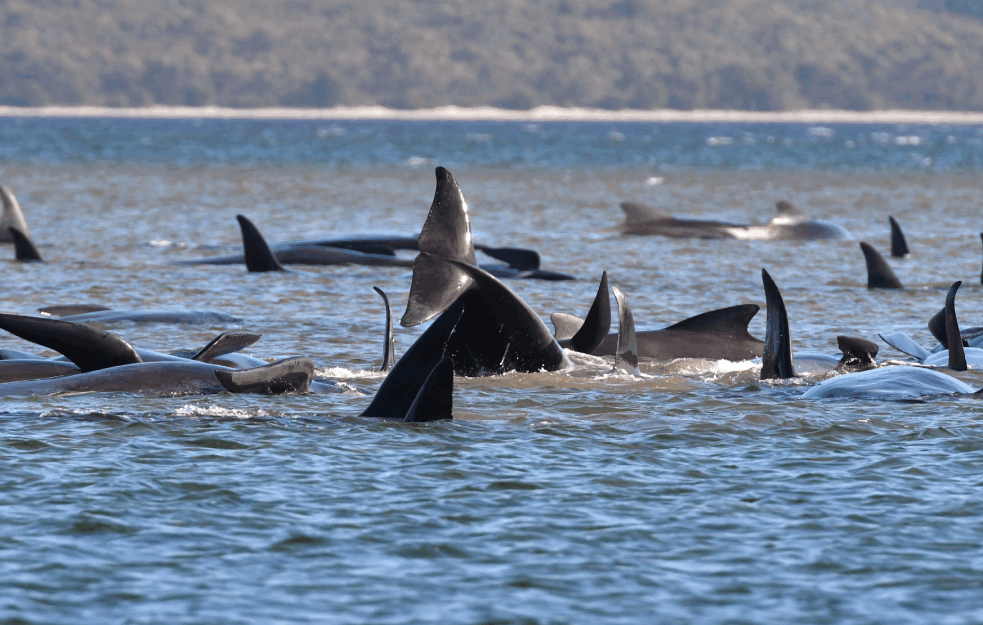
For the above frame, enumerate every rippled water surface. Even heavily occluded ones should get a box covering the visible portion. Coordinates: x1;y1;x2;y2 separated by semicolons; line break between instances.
3;117;983;624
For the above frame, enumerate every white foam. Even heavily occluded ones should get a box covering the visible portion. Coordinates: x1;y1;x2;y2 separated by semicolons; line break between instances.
175;405;268;418
316;366;386;380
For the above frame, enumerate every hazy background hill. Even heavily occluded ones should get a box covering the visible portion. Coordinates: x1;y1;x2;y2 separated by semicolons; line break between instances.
2;0;983;111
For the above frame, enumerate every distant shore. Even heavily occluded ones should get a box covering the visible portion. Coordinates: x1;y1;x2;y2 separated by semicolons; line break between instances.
3;105;983;124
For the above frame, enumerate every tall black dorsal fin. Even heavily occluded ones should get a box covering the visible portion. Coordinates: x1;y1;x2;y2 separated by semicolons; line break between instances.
214;357;314;394
0;185;30;243
664;304;760;338
620;201;672;223
760;269;795;380
568;272;611;355
0;313;142;372
889;216;910;258
945;281;967;372
191;331;262;363
373;286;395;372
402;357;454;423
860;242;903;289
475;245;541;271
611;286;640;376
10;227;42;262
836;335;878;370
236;215;286;272
418;167;477;265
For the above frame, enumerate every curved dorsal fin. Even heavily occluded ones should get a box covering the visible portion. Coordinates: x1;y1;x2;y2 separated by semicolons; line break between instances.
760;268;795;380
0;185;30;243
0;313;142;372
373;286;395;372
775;200;805;217
664;304;760;338
10;226;42;262
946;281;967;371
611;286;640;376
418;167;477;266
620;201;672;223
568;272;611;354
236;215;286;272
889;216;910;258
402;357;454;423
860;242;903;289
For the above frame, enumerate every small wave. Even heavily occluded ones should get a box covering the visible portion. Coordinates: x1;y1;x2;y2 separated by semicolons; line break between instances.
174;405;268;418
316;367;386;380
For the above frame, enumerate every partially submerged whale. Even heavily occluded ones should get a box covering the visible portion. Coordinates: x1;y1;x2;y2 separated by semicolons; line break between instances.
37;305;240;325
616;200;850;241
0;185;31;243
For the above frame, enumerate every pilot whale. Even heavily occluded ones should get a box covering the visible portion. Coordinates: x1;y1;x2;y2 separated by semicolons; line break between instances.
0;185;31;243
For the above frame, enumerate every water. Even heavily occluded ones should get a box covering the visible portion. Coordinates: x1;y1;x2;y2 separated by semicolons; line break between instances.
2;115;983;624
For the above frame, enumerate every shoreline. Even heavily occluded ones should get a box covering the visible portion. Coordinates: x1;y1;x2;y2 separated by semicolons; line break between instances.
2;105;983;124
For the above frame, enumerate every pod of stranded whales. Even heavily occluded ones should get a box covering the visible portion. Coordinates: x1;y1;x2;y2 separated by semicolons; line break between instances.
2;170;983;420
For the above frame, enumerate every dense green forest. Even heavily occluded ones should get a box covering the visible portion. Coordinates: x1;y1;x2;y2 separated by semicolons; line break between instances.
2;0;982;110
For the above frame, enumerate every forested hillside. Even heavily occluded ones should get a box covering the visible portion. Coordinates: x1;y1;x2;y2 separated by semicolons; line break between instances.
2;0;983;110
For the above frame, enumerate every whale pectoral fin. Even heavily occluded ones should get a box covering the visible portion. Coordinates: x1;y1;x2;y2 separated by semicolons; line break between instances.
889;216;910;258
760;269;795;380
0;313;142;372
664;304;760;339
475;246;541;271
236;215;286;272
214;357;314;394
401;253;475;327
877;332;930;362
373;287;396;372
10;227;42;262
611;286;640;377
551;313;586;341
191;331;263;363
402;357;454;423
860;242;903;289
620;201;672;223
568;271;611;354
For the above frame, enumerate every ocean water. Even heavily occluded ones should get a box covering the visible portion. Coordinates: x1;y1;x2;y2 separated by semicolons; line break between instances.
2;115;983;624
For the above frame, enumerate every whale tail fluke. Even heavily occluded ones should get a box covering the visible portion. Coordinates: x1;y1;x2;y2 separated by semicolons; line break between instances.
860;241;903;289
401;357;454;423
214;357;314;394
611;286;640;377
889;216;910;258
760;269;795;380
10;226;42;262
373;287;395;372
0;313;142;372
236;215;286;273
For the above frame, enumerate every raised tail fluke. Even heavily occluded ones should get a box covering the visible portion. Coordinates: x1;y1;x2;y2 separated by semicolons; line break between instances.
945;281;967;372
402;357;454;423
0;313;142;372
214;357;314;394
568;272;611;354
860;241;903;289
760;269;795;380
10;226;42;262
889;216;910;258
236;215;286;273
611;286;640;377
373;287;395;372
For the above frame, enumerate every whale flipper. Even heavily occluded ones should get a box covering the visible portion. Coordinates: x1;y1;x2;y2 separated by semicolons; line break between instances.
213;357;314;394
945;281;967;372
860;242;903;289
568;272;611;355
236;215;286;272
10;227;42;262
835;336;878;372
0;185;30;243
0;314;142;372
760;269;795;380
878;332;931;362
889;216;910;258
401;357;454;423
373;287;395;372
611;286;640;376
190;331;263;363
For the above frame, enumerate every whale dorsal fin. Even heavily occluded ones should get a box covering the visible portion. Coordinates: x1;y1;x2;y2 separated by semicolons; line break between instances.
611;286;640;376
402;357;454;423
569;272;611;354
767;200;809;225
836;335;878;371
620;201;672;223
878;332;930;362
664;304;760;338
860;242;903;289
236;215;286;272
401;168;479;327
373;287;395;372
760;269;795;380
214;357;314;394
191;331;262;363
0;185;30;242
0;313;142;372
10;227;42;262
551;313;585;341
889;216;910;258
945;281;967;371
